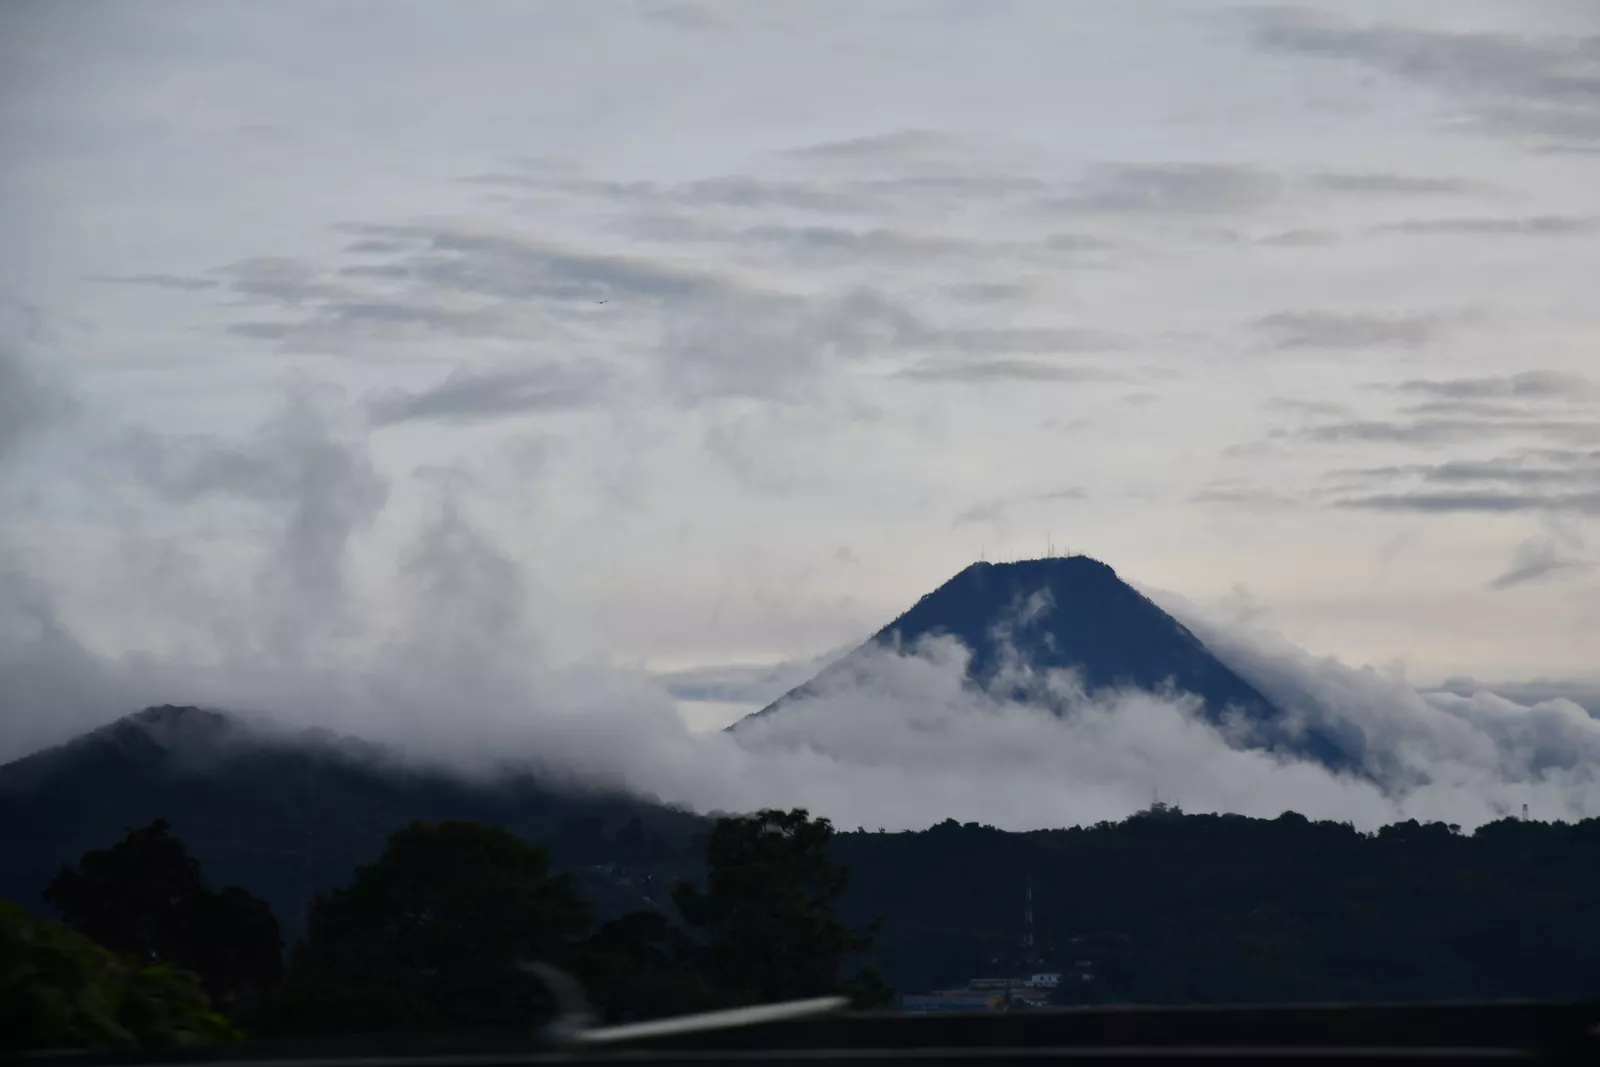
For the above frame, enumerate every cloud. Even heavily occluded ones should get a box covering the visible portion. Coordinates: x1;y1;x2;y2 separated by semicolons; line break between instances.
218;224;781;354
342;238;413;255
0;349;71;463
351;225;754;303
115;389;389;660
367;363;613;426
1537;143;1600;156
675;176;885;213
1394;371;1599;402
951;499;1008;529
1310;415;1600;447
784;129;959;161
1308;172;1487;195
895;358;1116;384
89;273;220;291
1162;596;1600;817
733;224;1000;263
935;326;1125;354
628;207;1054;261
1344;453;1600;492
1434;677;1600;717
1044;232;1118;251
1374;215;1599;236
1192;483;1297;508
1243;8;1600;145
485;174;885;215
1256;228;1341;247
852;175;1049;198
657;282;1118;404
944;281;1036;304
637;1;730;31
654;649;846;705
1263;397;1350;418
658;287;914;405
218;256;349;306
7;382;1600;832
1490;530;1593;589
1256;310;1454;349
1058;163;1283;215
1340;489;1600;515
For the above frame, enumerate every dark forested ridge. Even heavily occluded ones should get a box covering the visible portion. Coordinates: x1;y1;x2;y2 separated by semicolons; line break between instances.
6;809;882;1049
0;706;709;937
5;707;1599;1012
832;807;1600;1003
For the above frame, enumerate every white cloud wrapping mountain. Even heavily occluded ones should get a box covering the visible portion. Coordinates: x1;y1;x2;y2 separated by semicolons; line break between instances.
2;378;1596;833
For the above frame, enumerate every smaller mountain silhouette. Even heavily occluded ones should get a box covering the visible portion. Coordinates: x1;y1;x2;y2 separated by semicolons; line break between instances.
737;556;1349;767
0;705;705;933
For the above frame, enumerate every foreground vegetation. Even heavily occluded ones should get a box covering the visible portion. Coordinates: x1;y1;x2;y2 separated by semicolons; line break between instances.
0;899;237;1050
8;804;1600;1050
3;809;883;1050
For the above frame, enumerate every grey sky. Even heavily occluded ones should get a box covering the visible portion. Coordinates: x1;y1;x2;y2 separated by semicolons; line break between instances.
2;0;1598;766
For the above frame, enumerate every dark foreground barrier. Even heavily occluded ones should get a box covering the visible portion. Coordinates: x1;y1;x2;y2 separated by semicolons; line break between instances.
32;1001;1600;1067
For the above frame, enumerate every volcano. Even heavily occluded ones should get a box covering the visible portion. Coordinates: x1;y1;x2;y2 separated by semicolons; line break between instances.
735;556;1349;767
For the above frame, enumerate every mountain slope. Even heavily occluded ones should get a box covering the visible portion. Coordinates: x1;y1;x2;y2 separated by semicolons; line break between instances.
0;706;706;933
737;556;1349;767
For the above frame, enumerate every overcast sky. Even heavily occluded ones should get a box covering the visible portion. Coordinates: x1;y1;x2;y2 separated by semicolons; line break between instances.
3;0;1599;744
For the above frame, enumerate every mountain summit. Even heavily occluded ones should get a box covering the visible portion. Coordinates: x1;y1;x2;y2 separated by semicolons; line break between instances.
737;556;1346;766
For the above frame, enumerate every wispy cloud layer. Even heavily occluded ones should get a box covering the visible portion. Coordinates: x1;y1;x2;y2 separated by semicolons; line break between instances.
4;387;1598;833
1244;7;1600;146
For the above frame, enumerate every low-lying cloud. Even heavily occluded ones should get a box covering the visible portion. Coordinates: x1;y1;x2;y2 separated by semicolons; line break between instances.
4;386;1599;833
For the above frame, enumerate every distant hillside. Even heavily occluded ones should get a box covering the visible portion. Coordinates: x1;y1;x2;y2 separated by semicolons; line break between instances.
0;706;707;934
736;557;1349;767
8;712;1600;1006
832;810;1600;1003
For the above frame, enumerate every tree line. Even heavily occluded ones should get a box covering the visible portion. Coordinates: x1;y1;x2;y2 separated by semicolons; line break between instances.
2;809;886;1052
9;802;1600;1050
832;805;1600;1004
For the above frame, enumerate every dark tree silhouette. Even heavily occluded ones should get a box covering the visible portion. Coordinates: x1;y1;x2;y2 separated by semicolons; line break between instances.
185;886;284;1005
271;820;592;1033
673;808;887;1006
44;820;281;1005
46;820;202;966
830;810;1600;1004
565;908;727;1022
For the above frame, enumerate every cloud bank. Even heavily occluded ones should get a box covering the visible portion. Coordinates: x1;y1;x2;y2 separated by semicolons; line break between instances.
3;381;1597;834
